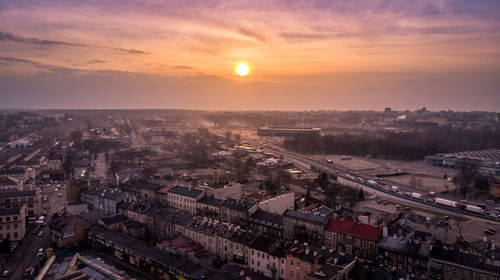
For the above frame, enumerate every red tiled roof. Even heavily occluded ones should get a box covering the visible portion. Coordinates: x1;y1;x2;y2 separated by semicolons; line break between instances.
350;223;381;242
158;186;172;194
325;218;355;234
325;218;381;242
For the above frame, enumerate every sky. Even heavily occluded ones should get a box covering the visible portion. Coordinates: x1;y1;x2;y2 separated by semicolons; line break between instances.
0;0;499;111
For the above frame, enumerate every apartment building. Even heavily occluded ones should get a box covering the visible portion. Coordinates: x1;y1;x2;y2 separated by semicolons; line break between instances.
0;205;26;241
429;246;500;280
286;242;356;280
0;189;40;218
324;218;381;259
283;209;330;246
167;186;204;215
248;235;287;280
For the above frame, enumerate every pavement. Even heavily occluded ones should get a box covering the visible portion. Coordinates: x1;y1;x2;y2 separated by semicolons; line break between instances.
3;182;67;280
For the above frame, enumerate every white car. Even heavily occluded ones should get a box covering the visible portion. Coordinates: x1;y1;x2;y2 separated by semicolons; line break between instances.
37;248;44;257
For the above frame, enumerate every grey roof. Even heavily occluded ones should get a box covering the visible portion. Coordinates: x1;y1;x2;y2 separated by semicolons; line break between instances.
378;237;430;258
283;209;330;225
0;177;17;186
249;209;283;227
99;214;129;225
221;198;256;212
248;235;286;257
197;196;223;207
168;186;203;198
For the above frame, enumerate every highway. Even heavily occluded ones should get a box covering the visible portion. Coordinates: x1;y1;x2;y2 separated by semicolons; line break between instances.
235;132;500;224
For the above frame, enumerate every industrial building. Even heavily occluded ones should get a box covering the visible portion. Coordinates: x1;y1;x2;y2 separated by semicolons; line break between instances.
425;148;500;175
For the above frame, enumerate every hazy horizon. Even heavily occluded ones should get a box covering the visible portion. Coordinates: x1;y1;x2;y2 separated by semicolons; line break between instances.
1;0;499;111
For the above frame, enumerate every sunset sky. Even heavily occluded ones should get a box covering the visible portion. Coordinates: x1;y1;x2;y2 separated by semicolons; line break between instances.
1;0;499;111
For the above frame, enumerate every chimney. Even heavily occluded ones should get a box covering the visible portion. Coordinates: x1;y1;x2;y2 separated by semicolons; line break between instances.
491;240;496;251
314;251;317;257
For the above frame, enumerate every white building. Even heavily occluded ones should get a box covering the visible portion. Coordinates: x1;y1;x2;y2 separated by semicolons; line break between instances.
167;186;205;215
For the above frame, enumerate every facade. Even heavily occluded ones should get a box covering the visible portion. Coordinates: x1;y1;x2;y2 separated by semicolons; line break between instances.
80;188;126;215
429;246;500;280
286;242;356;280
196;196;223;218
0;189;40;218
257;192;295;215
249;209;284;238
49;213;90;248
248;235;287;280
324;218;381;259
167;186;205;215
220;198;258;225
0;205;26;241
283;209;330;246
376;237;430;279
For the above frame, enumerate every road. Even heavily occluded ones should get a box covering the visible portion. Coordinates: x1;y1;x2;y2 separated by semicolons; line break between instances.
231;131;500;224
3;182;67;280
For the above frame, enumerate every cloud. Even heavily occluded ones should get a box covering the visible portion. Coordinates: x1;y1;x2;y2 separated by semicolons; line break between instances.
0;31;85;47
236;27;266;42
0;31;150;55
280;32;330;41
0;56;82;74
84;59;107;65
173;65;194;70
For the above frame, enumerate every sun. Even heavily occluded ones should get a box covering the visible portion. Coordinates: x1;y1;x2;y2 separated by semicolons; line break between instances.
235;62;250;77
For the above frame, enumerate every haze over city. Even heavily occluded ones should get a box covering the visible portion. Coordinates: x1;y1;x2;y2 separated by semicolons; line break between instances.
1;0;500;110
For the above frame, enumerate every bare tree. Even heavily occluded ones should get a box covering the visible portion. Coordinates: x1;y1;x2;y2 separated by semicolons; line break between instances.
455;158;480;198
225;131;232;143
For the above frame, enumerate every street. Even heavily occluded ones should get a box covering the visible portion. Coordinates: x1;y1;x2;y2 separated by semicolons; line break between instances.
3;182;67;280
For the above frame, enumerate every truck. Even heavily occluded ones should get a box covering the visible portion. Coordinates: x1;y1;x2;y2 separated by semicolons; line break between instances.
435;198;457;208
367;180;377;187
465;205;484;214
391;186;399;192
411;192;422;199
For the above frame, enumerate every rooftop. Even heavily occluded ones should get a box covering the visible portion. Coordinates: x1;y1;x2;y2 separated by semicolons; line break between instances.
326;218;381;242
197;196;223;207
283;209;330;225
221;198;256;212
248;235;286;258
100;214;130;225
168;186;204;198
287;242;355;267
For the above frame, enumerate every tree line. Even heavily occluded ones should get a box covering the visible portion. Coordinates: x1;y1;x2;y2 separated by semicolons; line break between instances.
283;127;500;160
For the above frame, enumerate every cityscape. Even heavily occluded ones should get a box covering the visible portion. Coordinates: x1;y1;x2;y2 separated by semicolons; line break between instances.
1;1;500;280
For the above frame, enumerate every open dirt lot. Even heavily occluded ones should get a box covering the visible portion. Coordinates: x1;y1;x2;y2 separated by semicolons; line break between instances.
317;155;457;194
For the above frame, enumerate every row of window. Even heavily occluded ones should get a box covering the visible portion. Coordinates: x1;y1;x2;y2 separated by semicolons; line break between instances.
0;215;19;222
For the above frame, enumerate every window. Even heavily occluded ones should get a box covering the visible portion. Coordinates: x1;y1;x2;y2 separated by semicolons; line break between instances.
13;216;17;221
6;217;10;222
290;271;293;277
290;260;294;266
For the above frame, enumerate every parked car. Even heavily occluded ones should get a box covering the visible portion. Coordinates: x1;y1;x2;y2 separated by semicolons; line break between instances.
38;230;44;237
37;248;44;257
2;270;9;278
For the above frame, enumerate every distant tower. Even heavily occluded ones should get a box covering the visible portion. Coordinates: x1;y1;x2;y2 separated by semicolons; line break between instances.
384;107;391;113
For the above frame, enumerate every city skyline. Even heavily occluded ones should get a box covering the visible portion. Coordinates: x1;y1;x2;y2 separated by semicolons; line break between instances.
1;0;500;111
